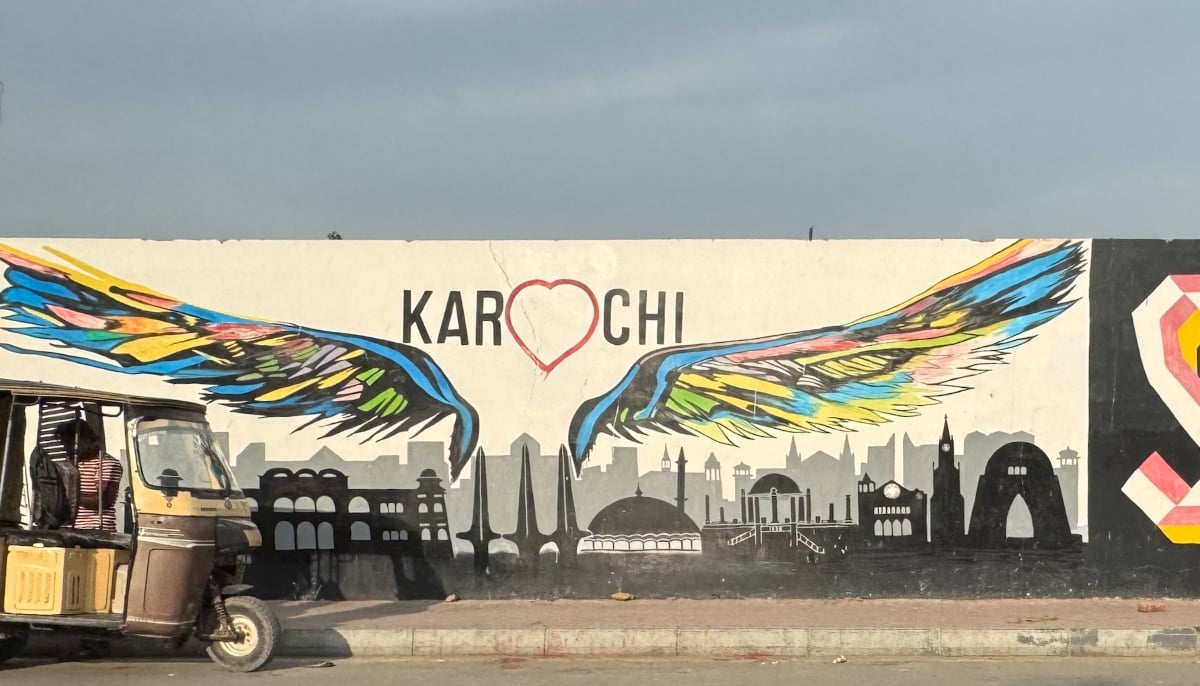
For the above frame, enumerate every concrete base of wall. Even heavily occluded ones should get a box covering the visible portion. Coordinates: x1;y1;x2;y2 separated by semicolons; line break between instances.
22;626;1200;660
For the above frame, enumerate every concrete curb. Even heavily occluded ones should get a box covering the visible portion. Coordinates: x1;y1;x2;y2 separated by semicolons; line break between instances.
23;627;1200;659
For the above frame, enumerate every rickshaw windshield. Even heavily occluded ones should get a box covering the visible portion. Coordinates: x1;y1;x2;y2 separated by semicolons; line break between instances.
132;417;240;496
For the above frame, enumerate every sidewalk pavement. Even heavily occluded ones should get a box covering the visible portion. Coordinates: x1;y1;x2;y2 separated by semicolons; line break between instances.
25;598;1200;660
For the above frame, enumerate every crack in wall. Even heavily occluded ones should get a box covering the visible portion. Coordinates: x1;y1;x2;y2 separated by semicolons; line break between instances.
488;241;542;400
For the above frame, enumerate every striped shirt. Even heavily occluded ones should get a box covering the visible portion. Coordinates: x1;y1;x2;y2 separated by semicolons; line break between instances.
73;452;122;531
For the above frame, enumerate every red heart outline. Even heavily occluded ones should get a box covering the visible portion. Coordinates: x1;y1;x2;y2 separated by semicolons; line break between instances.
504;279;599;373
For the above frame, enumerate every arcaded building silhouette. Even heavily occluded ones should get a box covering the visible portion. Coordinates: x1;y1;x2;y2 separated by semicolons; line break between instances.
245;467;453;558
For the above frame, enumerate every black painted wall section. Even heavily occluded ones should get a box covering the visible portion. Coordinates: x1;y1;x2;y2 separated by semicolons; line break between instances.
1086;239;1200;596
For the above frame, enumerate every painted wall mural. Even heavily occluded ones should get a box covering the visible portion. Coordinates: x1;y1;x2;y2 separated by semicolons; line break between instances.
1125;273;1200;543
0;236;1120;599
1092;239;1200;597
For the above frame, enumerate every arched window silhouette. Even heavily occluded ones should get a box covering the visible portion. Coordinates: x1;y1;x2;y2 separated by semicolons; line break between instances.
902;519;913;536
399;530;409;541
316;496;335;513
874;520;883;536
419;503;429;514
350;521;370;541
294;496;316;512
274;522;295;551
434;502;444;513
437;528;448;540
395;502;404;513
317;522;335;550
421;528;432;541
348;497;369;513
296;522;317;550
247;498;258;513
273;497;294;513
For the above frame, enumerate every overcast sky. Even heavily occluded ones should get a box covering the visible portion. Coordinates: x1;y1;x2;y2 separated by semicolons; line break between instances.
1;1;1197;241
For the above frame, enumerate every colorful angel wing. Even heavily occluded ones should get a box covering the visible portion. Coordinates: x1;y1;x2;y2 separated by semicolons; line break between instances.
0;244;480;480
568;239;1086;465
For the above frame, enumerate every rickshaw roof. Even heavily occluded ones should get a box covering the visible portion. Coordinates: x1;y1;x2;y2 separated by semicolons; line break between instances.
0;378;207;413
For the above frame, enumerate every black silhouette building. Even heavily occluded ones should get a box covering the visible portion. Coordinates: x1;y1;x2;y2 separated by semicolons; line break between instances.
548;445;587;564
245;467;452;557
580;485;702;553
502;444;553;565
700;471;854;563
967;442;1080;549
675;448;688;513
930;417;965;547
580;448;702;554
457;448;500;572
457;444;589;570
744;473;807;525
857;473;927;547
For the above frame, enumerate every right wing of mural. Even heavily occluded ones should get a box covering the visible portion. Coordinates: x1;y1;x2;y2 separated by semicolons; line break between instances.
0;244;481;480
568;239;1086;465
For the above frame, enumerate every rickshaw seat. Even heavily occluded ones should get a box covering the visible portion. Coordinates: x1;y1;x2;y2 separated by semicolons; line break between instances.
6;528;133;550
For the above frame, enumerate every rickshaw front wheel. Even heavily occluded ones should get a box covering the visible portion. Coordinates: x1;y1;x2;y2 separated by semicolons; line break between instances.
0;624;28;664
205;596;279;672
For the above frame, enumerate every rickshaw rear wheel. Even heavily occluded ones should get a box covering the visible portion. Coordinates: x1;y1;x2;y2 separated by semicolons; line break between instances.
204;596;279;673
0;624;28;664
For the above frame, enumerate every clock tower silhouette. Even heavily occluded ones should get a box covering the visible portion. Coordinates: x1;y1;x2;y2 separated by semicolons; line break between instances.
931;416;965;547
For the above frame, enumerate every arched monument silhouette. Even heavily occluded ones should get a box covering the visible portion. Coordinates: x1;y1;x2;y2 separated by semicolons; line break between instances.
967;442;1077;549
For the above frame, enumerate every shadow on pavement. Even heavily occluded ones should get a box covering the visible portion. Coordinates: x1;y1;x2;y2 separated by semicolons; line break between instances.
270;599;442;629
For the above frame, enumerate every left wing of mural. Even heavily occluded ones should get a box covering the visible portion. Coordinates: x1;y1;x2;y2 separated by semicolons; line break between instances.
0;244;481;480
568;239;1086;465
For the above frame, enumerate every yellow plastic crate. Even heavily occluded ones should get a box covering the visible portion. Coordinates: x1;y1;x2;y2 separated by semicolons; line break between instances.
83;548;131;614
111;563;129;614
3;545;89;615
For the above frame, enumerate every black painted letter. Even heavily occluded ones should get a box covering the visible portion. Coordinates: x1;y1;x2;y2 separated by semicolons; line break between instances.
476;291;503;346
438;291;469;345
403;290;432;344
604;289;631;345
674;291;684;343
639;291;667;345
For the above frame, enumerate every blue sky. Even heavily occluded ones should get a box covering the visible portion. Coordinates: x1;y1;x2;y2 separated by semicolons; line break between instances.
1;1;1197;240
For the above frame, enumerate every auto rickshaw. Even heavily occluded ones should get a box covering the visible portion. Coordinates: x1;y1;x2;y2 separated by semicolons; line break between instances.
0;379;279;671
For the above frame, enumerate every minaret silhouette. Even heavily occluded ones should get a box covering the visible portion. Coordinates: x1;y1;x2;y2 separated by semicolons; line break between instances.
550;445;586;565
456;448;498;573
503;444;552;565
675;447;688;513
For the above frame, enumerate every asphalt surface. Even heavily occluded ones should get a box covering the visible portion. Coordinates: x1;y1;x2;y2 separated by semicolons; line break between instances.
2;656;1199;685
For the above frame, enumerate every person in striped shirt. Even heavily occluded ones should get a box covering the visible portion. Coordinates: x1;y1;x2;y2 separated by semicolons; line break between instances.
56;419;122;532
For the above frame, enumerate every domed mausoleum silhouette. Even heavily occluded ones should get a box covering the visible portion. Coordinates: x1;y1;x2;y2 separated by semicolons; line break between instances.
580;487;701;553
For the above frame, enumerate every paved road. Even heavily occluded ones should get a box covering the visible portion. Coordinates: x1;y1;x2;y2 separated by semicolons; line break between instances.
2;656;1198;685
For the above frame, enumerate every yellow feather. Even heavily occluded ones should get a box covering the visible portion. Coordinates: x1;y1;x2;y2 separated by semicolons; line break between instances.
21;306;61;326
317;367;358;389
111;333;207;362
256;377;322;402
